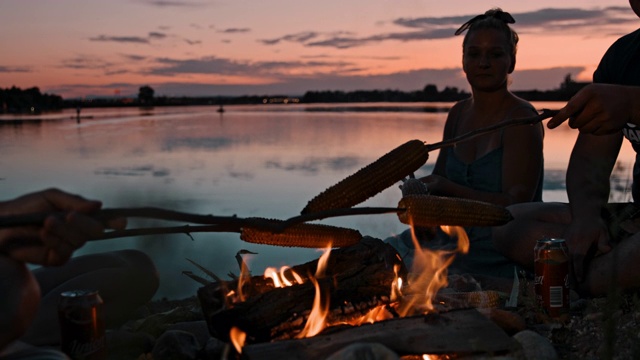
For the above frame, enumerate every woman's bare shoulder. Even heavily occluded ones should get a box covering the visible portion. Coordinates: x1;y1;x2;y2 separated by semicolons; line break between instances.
505;97;538;118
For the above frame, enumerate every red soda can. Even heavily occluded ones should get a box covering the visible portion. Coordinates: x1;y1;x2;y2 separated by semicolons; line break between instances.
58;290;106;360
534;238;570;318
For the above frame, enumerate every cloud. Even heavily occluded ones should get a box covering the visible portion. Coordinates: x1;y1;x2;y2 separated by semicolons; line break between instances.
259;31;320;45
59;56;115;70
218;28;251;34
135;0;207;8
89;35;150;44
259;6;637;50
0;65;31;73
148;32;168;39
94;165;170;177
145;56;356;76
89;31;170;44
120;54;148;61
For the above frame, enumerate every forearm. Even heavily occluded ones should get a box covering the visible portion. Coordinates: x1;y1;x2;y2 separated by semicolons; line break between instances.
621;85;640;126
433;179;514;206
566;133;622;219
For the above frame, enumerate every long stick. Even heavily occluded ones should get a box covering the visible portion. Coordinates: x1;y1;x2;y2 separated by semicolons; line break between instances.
425;108;559;152
0;207;404;233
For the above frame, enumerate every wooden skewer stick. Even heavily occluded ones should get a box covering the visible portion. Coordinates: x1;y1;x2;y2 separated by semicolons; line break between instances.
425;108;559;152
0;206;405;234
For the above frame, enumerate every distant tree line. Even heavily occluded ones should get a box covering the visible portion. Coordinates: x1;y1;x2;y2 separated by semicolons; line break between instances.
513;74;589;101
2;74;590;113
301;85;469;103
1;86;63;114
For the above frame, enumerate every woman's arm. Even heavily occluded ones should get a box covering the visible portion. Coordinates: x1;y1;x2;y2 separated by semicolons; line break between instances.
422;103;543;206
500;107;545;205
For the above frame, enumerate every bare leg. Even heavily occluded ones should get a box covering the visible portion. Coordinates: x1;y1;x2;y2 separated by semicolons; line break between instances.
492;202;571;269
22;250;159;346
0;256;40;351
582;233;640;296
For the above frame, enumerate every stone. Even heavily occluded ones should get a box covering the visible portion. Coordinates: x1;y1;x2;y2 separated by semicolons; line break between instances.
325;342;399;360
106;329;155;360
513;330;558;360
167;321;211;349
151;330;199;360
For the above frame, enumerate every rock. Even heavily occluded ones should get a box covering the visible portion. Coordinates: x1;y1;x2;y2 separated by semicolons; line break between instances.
203;337;228;359
106;329;155;360
151;330;200;360
513;330;558;360
325;343;399;360
167;321;211;348
131;306;202;338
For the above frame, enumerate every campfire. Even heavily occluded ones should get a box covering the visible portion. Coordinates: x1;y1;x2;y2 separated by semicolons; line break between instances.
197;225;519;359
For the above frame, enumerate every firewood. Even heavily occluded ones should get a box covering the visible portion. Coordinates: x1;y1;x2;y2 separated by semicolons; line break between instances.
241;309;520;360
198;237;407;342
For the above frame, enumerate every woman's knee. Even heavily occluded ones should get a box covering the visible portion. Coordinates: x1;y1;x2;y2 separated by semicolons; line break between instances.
0;257;41;349
112;249;159;298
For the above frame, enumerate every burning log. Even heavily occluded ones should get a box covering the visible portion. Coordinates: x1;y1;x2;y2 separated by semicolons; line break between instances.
240;309;520;360
198;237;407;343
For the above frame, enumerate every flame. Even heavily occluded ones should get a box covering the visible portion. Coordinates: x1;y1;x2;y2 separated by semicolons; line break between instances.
295;244;332;338
397;222;470;316
236;254;253;302
264;266;304;288
390;264;403;302
229;326;246;353
349;305;394;325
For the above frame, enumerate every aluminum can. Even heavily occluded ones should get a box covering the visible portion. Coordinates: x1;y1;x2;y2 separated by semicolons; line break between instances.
58;290;106;360
534;238;570;318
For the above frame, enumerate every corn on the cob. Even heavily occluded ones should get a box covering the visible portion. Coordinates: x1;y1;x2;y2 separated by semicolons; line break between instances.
240;218;362;248
397;194;513;227
400;177;429;197
302;139;429;214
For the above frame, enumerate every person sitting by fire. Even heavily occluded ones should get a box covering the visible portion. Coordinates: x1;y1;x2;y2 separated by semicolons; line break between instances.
386;8;544;280
492;0;640;297
0;188;159;359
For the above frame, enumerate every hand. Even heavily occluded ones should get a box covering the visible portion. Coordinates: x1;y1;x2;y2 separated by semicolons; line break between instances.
0;189;125;266
547;84;640;134
418;174;448;195
563;217;612;283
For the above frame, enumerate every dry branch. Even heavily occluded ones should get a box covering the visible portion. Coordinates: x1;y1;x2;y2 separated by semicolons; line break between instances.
198;237;407;342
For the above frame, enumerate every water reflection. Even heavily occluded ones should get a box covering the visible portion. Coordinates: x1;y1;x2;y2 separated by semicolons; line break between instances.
1;103;635;299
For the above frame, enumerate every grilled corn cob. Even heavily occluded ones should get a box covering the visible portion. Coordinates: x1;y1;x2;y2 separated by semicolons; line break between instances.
302;139;429;214
400;177;429;197
240;218;362;248
397;194;513;227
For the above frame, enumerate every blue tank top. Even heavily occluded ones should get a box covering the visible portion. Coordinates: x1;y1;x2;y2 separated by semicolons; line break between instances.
443;107;543;278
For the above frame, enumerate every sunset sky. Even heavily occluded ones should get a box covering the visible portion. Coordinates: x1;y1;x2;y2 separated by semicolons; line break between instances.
1;0;638;98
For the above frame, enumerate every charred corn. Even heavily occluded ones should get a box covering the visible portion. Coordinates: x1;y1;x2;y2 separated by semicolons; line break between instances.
240;218;362;248
302;139;429;214
400;177;429;197
397;194;513;227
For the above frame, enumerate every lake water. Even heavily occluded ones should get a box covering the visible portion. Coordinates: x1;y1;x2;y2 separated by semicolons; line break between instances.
1;102;635;299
